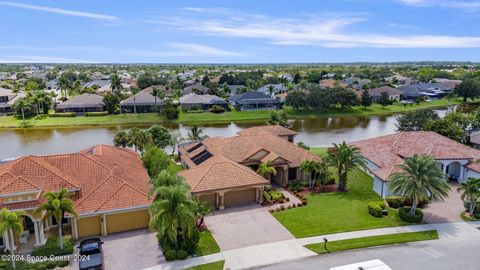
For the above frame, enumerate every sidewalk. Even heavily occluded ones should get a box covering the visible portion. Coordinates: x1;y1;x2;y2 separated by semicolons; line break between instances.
143;222;480;270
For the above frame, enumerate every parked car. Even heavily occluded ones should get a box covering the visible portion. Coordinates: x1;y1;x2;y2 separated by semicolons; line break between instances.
78;237;104;270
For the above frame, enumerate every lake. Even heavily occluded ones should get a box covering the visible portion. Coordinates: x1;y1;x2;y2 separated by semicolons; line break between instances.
0;104;475;159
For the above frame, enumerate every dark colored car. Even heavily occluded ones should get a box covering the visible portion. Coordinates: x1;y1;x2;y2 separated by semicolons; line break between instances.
78;237;104;270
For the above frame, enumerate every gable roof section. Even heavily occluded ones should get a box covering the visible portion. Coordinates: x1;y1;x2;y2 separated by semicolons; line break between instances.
56;94;104;109
238;125;298;137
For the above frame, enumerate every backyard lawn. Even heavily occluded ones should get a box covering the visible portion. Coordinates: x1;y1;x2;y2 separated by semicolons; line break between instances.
305;230;439;254
186;260;225;270
196;230;221;256
273;168;408;238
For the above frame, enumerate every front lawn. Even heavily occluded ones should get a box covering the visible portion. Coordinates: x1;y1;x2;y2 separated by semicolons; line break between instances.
273;169;408;238
305;230;438;254
185;260;225;270
196;231;220;256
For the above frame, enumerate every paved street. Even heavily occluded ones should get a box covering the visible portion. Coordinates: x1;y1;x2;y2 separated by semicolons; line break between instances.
255;237;480;270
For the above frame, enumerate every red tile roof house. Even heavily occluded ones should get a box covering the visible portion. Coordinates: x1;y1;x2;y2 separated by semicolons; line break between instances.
178;125;319;210
0;145;150;251
351;131;480;198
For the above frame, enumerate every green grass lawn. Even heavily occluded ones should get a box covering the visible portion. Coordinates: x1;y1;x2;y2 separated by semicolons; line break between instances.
309;147;329;158
185;261;225;270
196;230;221;256
305;230;439;254
273;168;408;238
166;162;183;175
0;98;471;128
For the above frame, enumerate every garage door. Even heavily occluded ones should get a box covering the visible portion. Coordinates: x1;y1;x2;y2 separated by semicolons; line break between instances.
199;193;216;209
224;188;256;208
77;216;101;238
106;209;149;234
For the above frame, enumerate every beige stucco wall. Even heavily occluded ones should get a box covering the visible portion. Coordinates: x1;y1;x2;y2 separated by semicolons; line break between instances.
106;209;150;234
77;216;101;238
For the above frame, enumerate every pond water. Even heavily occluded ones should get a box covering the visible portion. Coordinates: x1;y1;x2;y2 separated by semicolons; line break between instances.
0;104;476;160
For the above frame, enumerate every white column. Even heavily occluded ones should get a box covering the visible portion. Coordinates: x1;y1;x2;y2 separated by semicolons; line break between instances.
3;231;10;250
460;166;465;181
8;229;16;251
102;215;108;236
33;221;41;246
38;221;46;245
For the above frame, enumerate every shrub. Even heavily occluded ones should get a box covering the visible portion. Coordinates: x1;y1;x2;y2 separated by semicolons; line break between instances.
164;250;177;261
292;204;296;208
399;207;424;223
463;200;480;213
263;191;272;203
302;201;307;206
288;180;303;192
297;203;303;207
48;112;76;117
287;205;292;209
386;196;404;209
209;105;226;113
31;236;74;256
368;202;383;217
37;264;47;270
85;111;109;116
404;198;429;208
176;249;188;260
280;205;285;210
46;260;57;269
57;260;70;267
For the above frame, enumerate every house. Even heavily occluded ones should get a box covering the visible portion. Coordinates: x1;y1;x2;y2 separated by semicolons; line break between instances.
256;84;287;97
55;94;104;115
120;87;163;113
351;132;480;198
178;93;227;111
0;88;26;115
341;77;371;90
178;125;318;209
469;131;480;149
0;145;150;250
319;79;337;89
228;92;282;111
397;83;453;100
225;85;247;95
385;75;414;85
368;86;402;102
183;84;209;95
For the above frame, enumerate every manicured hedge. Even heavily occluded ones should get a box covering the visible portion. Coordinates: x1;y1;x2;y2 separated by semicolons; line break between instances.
31;236;74;256
176;249;188;260
85;111;109;116
367;202;385;217
165;250;177;261
48;112;76;117
399;207;423;223
386;196;404;209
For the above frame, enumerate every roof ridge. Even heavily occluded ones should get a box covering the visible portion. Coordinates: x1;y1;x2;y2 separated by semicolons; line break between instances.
26;156;80;189
91;182;128;212
73;174;115;207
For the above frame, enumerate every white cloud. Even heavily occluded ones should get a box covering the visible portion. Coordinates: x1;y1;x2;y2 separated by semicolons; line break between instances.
0;1;119;20
155;7;480;48
398;0;480;10
0;55;97;63
126;43;244;58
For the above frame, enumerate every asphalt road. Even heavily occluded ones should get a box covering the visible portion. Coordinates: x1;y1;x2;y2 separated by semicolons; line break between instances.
254;238;480;270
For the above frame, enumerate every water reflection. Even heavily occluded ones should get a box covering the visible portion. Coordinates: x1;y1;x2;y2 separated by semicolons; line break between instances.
1;104;478;159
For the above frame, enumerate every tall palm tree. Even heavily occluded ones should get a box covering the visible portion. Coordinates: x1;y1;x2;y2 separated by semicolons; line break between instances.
57;75;71;99
300;160;321;189
187;125;208;141
389;155;450;215
110;74;123;96
457;177;480;217
256;160;277;181
127;128;152;152
149;170;185;199
14;99;28;124
113;130;130;148
35;188;77;249
151;87;160;114
168;131;183;155
192;198;210;229
0;208;25;269
267;85;275;97
328;141;367;191
130;87;140;114
149;185;196;249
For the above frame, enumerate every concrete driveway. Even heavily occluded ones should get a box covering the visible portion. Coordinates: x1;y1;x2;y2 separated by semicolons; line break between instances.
72;229;164;270
205;206;294;250
423;183;464;223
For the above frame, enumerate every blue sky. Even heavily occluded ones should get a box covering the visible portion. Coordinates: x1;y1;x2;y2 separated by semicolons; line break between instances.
1;0;480;63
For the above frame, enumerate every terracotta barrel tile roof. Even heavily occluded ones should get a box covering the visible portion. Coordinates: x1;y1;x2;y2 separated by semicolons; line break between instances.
0;145;150;215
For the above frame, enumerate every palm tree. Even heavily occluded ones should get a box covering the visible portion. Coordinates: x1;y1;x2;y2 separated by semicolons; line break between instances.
169;131;183;155
457;177;480;217
328;141;366;191
149;170;185;199
300;160;321;189
113;130;130;148
267;85;275;97
110;74;123;96
149;185;196;249
192;198;210;229
187;125;208;141
389;155;450;215
152;87;166;115
14;99;28;124
130;87;141;114
0;208;25;269
127;128;152;152
256;160;277;181
35;188;77;249
57;75;71;99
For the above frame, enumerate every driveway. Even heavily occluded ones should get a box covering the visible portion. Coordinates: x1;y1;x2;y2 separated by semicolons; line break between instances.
205;206;294;250
423;183;464;223
71;229;164;270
